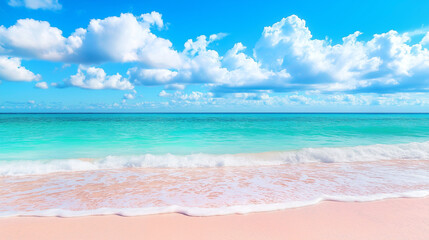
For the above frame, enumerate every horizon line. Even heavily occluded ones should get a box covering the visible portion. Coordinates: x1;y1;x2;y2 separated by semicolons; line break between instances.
1;112;429;114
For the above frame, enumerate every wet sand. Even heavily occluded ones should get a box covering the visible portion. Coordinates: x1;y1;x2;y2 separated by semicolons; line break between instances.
1;197;428;240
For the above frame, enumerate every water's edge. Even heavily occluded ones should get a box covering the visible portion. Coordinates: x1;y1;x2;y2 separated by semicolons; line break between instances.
2;190;428;218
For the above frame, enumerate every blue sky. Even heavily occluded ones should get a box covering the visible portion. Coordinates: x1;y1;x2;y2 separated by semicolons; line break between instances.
1;0;429;112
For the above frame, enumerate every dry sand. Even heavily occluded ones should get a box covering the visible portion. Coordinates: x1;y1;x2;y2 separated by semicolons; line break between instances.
1;197;428;240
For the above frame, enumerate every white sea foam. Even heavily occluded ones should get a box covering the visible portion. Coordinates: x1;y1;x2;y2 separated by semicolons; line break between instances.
1;190;428;217
1;141;429;176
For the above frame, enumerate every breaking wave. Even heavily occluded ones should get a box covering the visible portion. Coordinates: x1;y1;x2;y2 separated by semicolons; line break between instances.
1;141;429;176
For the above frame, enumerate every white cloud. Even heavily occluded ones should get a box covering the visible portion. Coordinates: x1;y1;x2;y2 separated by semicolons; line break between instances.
129;34;227;86
35;81;48;89
141;11;164;29
421;33;429;46
129;68;178;85
123;93;135;99
165;83;185;90
8;0;61;10
219;42;290;88
65;66;134;90
72;13;181;67
254;15;429;93
118;15;429;94
0;13;182;67
2;13;429;96
0;19;83;61
171;91;214;104
0;56;40;81
158;90;171;97
233;92;270;100
254;16;379;91
130;34;289;91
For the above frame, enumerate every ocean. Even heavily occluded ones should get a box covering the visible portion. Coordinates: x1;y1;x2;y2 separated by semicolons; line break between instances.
1;113;429;217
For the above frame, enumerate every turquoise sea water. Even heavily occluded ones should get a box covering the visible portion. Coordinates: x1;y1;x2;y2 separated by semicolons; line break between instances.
1;113;429;161
1;113;429;217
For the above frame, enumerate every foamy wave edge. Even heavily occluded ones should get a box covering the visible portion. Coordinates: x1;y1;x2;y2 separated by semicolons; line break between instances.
2;141;429;176
1;190;428;218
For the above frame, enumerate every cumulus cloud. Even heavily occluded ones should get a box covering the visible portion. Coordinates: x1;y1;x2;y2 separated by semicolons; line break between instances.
171;91;215;104
254;15;429;93
217;42;290;89
158;91;429;109
3;13;429;98
421;33;429;46
123;93;135;99
72;13;181;66
130;34;289;92
0;19;83;61
0;13;181;67
129;34;226;85
129;68;178;85
0;56;40;81
255;16;379;91
233;92;270;100
127;15;429;94
8;0;61;10
35;81;48;89
141;11;164;29
64;65;133;90
158;90;171;97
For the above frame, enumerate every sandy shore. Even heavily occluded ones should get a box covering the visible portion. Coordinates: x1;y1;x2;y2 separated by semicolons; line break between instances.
1;197;428;240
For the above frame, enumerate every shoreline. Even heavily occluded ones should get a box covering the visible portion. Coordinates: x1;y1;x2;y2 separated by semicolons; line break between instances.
1;197;428;240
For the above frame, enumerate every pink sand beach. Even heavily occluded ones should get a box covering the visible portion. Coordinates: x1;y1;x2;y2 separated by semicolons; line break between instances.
1;197;428;240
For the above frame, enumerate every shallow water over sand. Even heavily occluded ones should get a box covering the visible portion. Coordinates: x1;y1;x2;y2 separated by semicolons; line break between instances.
1;160;428;217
